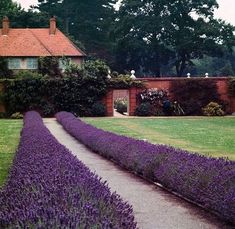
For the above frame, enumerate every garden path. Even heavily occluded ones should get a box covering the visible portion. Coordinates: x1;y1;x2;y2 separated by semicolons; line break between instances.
44;119;231;229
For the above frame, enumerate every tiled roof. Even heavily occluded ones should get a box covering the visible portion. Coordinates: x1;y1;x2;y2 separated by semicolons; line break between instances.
0;28;85;57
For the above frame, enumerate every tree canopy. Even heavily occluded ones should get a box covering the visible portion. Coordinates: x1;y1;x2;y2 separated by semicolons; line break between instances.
113;0;235;76
1;0;235;77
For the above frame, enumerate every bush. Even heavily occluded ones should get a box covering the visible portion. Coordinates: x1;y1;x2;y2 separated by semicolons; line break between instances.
170;79;224;115
14;70;43;79
0;112;6;118
57;112;235;224
3;60;109;117
91;102;106;117
134;102;152;116
203;102;225;116
10;112;23;119
115;99;127;114
136;88;170;116
0;111;137;228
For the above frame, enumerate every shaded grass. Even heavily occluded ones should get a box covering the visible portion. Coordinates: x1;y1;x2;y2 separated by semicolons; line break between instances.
0;120;22;186
83;117;235;160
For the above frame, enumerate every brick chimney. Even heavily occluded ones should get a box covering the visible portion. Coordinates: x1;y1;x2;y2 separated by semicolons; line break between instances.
49;16;56;35
2;16;10;35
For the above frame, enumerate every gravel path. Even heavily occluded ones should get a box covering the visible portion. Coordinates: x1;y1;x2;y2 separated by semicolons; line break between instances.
44;119;232;229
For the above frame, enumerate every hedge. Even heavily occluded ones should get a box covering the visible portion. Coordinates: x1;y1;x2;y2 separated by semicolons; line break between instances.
0;111;136;228
56;112;235;224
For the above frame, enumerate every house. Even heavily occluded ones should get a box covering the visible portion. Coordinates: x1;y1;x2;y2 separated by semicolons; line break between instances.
0;16;85;71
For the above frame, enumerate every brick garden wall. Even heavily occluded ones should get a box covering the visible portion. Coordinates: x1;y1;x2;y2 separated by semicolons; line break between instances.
107;77;235;116
0;78;234;116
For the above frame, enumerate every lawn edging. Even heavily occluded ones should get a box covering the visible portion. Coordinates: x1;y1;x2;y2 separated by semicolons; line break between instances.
56;111;235;225
0;111;136;228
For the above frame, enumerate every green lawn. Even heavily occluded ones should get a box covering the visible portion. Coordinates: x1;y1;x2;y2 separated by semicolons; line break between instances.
83;117;235;160
0;120;22;186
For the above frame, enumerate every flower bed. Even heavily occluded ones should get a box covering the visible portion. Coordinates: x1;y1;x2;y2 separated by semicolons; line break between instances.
0;111;136;228
56;111;235;224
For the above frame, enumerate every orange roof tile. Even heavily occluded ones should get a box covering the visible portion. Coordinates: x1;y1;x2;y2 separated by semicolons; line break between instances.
0;28;85;57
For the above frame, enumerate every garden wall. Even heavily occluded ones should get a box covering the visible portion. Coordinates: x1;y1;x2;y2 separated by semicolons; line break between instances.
0;77;234;116
106;77;235;116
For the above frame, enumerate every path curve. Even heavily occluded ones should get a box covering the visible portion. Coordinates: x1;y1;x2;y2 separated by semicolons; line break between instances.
44;119;231;229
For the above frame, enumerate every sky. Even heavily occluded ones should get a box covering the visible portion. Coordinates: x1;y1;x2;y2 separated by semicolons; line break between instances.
15;0;235;26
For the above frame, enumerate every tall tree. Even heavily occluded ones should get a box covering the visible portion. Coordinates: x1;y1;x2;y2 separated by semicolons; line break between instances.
0;0;19;18
114;0;235;76
37;0;116;59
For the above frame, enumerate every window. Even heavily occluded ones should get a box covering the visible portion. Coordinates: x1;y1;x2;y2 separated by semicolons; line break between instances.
8;58;21;69
27;58;38;69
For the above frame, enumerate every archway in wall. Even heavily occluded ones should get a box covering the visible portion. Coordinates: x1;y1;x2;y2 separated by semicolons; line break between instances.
113;90;130;117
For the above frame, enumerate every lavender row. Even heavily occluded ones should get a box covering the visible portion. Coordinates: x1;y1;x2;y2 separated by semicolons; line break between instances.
0;111;137;228
56;111;235;224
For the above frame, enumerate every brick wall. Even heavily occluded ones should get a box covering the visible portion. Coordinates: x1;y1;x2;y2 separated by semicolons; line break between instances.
105;77;235;116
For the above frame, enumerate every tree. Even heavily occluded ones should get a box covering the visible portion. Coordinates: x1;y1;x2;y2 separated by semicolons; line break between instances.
114;0;235;76
37;0;116;59
0;0;19;19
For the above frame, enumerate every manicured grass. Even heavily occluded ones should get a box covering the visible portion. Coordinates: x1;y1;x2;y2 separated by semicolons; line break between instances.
0;120;22;186
83;117;235;160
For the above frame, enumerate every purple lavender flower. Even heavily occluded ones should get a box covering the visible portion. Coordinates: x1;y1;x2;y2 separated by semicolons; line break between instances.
56;111;235;224
0;111;137;228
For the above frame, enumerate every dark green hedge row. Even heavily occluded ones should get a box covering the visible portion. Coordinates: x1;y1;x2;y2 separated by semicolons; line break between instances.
3;77;108;117
1;76;145;117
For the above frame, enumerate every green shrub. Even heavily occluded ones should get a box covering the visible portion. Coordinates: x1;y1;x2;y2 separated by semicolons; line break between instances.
202;102;225;116
3;60;109;117
0;112;6;118
15;70;43;79
91;102;106;117
115;100;127;114
134;102;152;116
228;78;235;96
170;79;224;115
10;112;23;119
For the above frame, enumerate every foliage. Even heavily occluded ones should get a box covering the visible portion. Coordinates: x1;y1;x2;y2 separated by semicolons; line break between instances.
3;61;109;117
10;112;23;119
134;103;152;116
91;102;106;117
113;0;235;76
202;102;225;116
38;57;62;78
14;70;43;79
0;58;13;79
0;112;6;119
108;77;145;89
170;79;223;115
37;0;115;60
115;99;127;114
136;89;170;116
228;78;235;96
57;112;235;224
0;111;137;228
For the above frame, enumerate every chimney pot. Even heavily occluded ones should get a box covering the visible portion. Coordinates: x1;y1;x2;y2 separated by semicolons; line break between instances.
49;16;56;35
2;16;10;35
